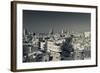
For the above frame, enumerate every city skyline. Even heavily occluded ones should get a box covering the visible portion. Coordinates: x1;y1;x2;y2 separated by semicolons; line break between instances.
23;10;91;33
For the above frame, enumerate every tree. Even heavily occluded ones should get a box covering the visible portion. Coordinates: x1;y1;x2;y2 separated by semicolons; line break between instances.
61;35;74;60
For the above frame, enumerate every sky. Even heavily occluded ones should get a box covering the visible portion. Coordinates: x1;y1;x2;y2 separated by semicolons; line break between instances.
23;10;91;33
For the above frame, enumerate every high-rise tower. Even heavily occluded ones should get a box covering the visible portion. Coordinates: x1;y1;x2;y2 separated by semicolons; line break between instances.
49;24;53;35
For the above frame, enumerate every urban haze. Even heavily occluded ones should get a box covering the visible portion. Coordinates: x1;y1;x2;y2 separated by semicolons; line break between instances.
23;10;91;33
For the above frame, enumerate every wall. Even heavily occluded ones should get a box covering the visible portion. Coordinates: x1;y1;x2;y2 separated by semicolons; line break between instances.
0;0;99;73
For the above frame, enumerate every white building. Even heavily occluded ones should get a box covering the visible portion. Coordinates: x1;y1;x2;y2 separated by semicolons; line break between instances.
84;32;91;38
47;40;62;61
32;38;39;48
40;41;46;50
47;41;61;52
